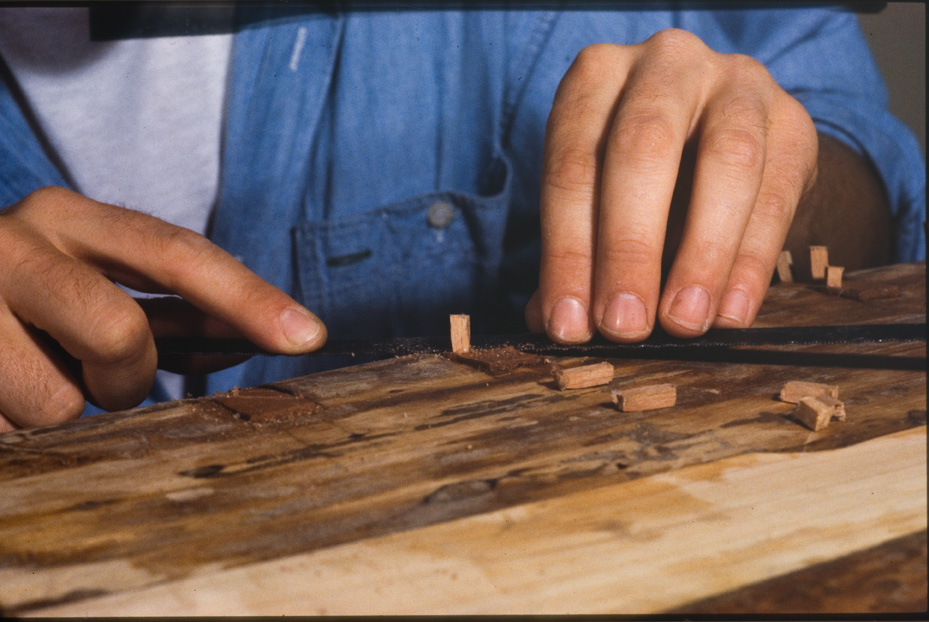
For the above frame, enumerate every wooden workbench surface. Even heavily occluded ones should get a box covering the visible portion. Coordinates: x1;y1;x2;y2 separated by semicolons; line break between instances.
1;262;925;616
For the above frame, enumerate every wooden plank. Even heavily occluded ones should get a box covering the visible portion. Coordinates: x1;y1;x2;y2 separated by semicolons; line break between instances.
0;263;925;615
23;427;926;616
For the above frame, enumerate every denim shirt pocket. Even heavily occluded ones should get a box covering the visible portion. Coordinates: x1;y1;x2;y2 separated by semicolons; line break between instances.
292;156;513;340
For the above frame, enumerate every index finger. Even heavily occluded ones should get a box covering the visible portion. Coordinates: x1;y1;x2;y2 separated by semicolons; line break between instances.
22;188;327;354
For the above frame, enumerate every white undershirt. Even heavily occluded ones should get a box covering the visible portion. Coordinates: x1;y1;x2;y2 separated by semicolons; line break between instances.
0;6;232;236
0;7;233;402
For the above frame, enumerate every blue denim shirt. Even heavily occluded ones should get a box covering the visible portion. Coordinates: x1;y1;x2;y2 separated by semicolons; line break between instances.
1;6;925;401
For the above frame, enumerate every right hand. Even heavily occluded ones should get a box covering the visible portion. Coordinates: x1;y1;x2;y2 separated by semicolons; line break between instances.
0;186;327;431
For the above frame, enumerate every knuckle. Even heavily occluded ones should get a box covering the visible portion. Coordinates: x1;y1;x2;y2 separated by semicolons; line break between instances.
646;28;706;57
755;187;796;223
725;53;770;83
569;43;620;79
155;226;219;285
3;186;78;222
86;301;150;363
705;126;765;172
601;235;661;271
612;112;679;168
543;144;599;195
546;244;593;273
733;249;773;283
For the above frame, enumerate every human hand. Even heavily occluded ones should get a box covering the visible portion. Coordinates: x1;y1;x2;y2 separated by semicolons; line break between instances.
526;29;818;343
0;186;327;431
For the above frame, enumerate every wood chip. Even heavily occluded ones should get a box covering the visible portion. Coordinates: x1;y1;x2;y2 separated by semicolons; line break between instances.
553;362;615;390
449;314;471;353
837;285;901;302
211;388;319;424
809;246;829;280
449;346;543;375
776;250;794;283
611;383;677;412
794;394;846;431
826;265;844;292
779;380;839;404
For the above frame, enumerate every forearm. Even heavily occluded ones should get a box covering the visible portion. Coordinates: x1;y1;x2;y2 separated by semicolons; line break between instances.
784;134;893;278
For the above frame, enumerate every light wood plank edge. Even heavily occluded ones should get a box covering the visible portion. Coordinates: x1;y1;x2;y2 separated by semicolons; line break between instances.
27;427;928;616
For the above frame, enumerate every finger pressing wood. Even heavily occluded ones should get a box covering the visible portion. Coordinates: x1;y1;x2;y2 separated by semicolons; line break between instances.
449;314;471;353
611;383;677;412
553;362;615;390
779;381;839;404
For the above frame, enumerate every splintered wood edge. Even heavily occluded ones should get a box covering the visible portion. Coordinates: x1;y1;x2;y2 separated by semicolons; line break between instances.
449;315;471;353
611;383;677;412
552;362;615;390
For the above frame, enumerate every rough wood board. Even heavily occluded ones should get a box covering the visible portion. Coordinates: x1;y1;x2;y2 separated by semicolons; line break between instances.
0;263;925;615
25;427;927;616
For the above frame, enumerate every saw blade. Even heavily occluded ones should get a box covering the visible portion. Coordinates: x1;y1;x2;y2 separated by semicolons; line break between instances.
155;322;926;359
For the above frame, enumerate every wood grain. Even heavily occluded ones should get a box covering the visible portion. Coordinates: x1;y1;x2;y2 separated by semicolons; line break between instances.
0;262;925;615
20;427;927;615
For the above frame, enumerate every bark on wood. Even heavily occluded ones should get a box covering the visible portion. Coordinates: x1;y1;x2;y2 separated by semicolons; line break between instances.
552;362;614;390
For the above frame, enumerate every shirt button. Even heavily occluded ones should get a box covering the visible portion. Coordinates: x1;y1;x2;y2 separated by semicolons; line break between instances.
426;200;455;229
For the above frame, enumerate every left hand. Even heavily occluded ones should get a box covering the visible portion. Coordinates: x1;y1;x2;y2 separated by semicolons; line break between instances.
525;29;819;343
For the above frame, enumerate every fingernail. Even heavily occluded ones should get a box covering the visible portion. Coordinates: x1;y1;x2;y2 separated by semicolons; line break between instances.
667;285;711;332
281;307;321;347
601;292;649;339
548;296;591;343
717;289;751;326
